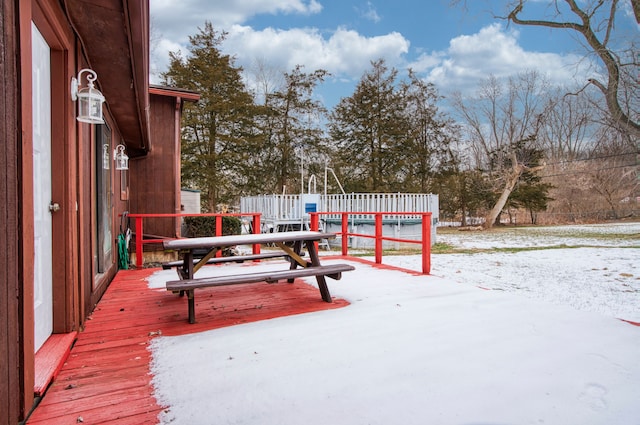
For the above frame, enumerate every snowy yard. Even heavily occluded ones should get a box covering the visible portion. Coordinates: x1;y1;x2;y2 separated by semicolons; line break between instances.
147;222;640;425
388;222;640;323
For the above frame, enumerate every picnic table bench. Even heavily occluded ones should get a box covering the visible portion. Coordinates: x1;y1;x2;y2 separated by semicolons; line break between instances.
161;251;290;273
162;231;355;323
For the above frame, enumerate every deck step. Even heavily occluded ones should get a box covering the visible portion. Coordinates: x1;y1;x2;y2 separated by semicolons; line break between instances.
34;332;78;396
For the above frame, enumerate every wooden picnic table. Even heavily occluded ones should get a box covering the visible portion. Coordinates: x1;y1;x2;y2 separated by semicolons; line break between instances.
162;231;354;323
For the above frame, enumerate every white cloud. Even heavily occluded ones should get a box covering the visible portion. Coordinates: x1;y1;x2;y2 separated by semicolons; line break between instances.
150;38;183;79
243;25;406;78
150;4;594;102
359;1;381;23
152;0;322;46
151;0;325;83
410;24;589;94
156;23;410;84
156;0;321;24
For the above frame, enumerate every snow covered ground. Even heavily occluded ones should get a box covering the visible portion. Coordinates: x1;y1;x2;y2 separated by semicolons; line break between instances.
434;222;639;249
147;223;640;425
384;222;640;323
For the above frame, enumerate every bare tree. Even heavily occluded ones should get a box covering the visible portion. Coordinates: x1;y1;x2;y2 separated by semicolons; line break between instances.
149;16;164;81
540;87;594;162
453;0;640;139
587;125;639;217
248;57;285;106
452;71;549;228
505;0;640;137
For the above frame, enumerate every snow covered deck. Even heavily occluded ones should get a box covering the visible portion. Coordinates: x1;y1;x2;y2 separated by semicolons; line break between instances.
26;262;350;424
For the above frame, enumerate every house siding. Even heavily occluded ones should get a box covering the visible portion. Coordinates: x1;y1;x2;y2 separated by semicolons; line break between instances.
8;0;152;421
2;1;193;421
130;93;184;238
1;0;24;422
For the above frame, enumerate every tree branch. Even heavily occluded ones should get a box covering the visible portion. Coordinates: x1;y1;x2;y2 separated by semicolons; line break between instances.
508;0;583;31
507;0;640;138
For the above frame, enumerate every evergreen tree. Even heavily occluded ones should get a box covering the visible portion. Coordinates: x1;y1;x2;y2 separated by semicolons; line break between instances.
329;59;411;192
509;173;554;224
259;65;329;194
161;22;259;211
401;70;459;192
434;169;493;226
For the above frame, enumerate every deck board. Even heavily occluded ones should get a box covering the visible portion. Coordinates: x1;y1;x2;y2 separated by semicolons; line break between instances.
26;263;349;424
34;332;78;396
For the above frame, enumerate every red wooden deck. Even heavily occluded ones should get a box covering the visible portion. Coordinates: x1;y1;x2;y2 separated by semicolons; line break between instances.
27;264;349;424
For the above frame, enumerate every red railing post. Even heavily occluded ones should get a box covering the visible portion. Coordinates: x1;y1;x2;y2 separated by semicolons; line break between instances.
421;213;432;274
341;213;349;256
375;214;382;264
215;214;223;236
214;214;223;257
310;212;319;231
309;212;320;252
252;213;261;255
135;216;143;268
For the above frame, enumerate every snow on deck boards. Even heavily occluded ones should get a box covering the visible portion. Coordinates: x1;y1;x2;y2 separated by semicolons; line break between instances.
26;265;349;424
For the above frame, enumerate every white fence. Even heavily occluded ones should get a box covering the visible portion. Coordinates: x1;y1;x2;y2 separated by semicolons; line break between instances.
240;193;439;246
241;193;438;221
322;193;438;221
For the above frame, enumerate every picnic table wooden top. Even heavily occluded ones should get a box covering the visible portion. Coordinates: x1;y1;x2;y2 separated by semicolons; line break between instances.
162;230;335;251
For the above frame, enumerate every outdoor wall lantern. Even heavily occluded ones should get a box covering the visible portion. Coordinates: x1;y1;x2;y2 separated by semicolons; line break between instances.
71;68;105;124
114;144;129;170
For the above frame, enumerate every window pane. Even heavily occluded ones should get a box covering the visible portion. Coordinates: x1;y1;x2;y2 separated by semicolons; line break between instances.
96;124;112;273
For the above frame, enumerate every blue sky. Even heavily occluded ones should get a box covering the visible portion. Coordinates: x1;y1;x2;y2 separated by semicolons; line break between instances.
150;0;637;108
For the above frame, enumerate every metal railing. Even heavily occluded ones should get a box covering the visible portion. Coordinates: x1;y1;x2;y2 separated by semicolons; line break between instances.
309;211;432;274
127;213;262;268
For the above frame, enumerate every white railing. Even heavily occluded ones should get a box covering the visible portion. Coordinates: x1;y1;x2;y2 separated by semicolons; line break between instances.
241;193;439;223
241;193;439;246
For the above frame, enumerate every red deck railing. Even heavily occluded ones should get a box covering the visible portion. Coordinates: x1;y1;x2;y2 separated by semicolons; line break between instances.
126;211;431;274
309;211;432;274
127;213;261;268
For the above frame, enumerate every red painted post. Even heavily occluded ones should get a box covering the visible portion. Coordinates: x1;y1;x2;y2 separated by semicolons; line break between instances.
341;213;349;256
375;214;382;264
215;214;223;257
252;213;261;255
135;216;143;268
309;212;319;252
215;214;222;236
310;213;319;231
421;213;432;274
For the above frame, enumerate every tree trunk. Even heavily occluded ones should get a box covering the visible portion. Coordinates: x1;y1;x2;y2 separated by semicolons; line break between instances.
484;161;524;229
460;204;467;227
484;150;546;229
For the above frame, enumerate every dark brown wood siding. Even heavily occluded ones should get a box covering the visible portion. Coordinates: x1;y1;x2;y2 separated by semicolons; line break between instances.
1;0;24;422
129;94;181;237
7;0;153;421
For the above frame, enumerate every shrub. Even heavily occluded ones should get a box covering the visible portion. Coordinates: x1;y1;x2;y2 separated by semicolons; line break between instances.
183;216;242;237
